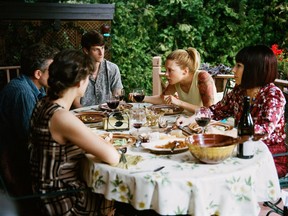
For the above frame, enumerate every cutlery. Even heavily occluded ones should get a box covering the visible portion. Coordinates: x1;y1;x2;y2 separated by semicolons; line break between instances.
118;147;127;163
170;141;180;152
177;125;194;136
129;166;165;174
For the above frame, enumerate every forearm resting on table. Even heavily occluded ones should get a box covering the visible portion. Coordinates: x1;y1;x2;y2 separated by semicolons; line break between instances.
143;95;164;104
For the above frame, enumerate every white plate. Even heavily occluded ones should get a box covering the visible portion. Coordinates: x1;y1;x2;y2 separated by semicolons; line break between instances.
141;138;188;154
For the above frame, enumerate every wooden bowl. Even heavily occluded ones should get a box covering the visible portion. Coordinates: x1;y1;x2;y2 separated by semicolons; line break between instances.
185;134;238;164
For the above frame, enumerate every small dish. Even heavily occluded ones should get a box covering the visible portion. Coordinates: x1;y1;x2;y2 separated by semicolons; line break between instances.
141;138;188;154
148;104;184;115
75;111;106;123
188;120;233;133
101;133;137;148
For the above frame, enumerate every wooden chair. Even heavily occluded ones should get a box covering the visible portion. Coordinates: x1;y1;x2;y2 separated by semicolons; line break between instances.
0;172;87;216
0;66;20;83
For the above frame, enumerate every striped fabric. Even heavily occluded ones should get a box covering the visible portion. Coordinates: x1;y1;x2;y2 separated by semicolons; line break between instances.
29;98;114;215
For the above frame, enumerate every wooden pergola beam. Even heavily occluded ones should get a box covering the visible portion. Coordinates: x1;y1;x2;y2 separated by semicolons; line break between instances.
0;2;115;20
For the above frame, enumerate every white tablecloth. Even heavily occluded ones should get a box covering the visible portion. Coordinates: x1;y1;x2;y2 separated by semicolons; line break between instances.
83;140;281;216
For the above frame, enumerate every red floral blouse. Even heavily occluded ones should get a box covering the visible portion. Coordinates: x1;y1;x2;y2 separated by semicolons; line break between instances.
210;83;287;177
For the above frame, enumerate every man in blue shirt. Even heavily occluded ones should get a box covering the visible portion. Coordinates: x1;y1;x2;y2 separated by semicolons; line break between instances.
0;43;58;215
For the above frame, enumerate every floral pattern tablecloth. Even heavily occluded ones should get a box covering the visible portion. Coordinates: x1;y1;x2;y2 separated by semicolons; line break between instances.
83;141;281;216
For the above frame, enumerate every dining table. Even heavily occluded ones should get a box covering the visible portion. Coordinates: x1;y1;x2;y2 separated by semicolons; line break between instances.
73;103;281;216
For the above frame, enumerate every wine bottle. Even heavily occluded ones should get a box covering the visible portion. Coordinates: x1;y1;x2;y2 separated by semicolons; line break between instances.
237;96;255;159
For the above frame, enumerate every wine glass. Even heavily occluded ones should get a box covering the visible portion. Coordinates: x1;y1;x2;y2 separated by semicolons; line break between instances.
116;89;125;102
130;108;146;136
132;88;145;108
195;107;211;133
106;94;120;112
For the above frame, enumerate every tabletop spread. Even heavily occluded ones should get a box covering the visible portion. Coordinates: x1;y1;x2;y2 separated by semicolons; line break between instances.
73;103;281;216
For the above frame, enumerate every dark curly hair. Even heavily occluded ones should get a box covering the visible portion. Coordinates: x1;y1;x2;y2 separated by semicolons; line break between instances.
235;44;278;89
47;49;94;100
20;43;59;77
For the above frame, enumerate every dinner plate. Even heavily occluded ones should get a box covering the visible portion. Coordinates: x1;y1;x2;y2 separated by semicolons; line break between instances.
101;133;137;148
99;102;133;112
75;111;106;123
148;104;184;115
188;120;233;133
141;138;188;154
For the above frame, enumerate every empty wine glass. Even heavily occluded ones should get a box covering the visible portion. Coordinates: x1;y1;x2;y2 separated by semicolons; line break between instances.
132;88;145;108
195;107;211;133
106;94;120;112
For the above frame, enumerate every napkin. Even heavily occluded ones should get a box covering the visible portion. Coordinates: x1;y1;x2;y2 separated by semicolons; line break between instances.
115;154;143;169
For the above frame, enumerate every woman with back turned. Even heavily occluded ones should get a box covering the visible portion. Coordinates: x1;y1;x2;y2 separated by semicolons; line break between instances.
29;49;120;215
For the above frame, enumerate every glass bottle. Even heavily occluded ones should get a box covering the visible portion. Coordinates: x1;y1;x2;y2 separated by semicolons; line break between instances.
237;96;255;159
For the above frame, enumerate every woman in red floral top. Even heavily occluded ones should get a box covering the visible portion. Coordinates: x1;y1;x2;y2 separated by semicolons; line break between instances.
177;45;287;177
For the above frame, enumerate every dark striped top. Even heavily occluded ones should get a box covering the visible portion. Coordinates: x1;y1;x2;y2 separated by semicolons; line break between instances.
29;98;102;215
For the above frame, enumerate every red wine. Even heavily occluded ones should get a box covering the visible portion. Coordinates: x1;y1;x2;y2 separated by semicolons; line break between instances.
195;117;211;127
133;94;145;102
107;100;119;109
133;122;142;129
237;96;254;159
118;95;124;101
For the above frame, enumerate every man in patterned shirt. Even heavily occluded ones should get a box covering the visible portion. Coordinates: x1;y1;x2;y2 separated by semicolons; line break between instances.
0;43;58;215
73;30;123;108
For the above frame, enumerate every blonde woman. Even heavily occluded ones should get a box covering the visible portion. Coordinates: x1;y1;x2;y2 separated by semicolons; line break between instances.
143;47;217;113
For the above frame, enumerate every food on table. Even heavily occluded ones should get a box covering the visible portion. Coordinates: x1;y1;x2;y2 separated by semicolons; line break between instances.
148;104;184;115
155;140;187;149
101;133;136;147
75;111;106;123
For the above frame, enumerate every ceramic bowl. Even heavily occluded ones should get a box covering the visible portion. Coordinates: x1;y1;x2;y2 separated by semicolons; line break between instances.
185;134;238;164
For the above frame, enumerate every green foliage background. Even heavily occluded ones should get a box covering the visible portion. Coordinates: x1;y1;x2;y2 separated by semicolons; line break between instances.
2;0;288;95
99;0;287;95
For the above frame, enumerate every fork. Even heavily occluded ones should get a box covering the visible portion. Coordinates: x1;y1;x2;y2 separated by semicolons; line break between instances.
118;147;127;163
170;141;180;152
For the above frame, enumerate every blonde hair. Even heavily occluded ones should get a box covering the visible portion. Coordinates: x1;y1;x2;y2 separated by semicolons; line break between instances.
166;47;201;73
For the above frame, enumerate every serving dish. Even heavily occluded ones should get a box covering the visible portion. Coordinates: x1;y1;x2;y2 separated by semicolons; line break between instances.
99;102;133;112
188;120;233;133
101;133;137;148
75;111;106;123
148;104;184;115
141;138;188;154
186;134;237;164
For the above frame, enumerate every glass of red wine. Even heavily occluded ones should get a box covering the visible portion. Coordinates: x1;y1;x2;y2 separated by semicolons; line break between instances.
195;107;211;133
132;88;145;108
118;89;125;102
130;108;146;136
106;94;120;112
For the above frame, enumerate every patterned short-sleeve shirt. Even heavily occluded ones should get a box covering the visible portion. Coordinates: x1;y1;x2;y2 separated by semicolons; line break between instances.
210;83;287;177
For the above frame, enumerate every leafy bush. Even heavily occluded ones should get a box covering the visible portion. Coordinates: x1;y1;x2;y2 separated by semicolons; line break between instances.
2;0;287;95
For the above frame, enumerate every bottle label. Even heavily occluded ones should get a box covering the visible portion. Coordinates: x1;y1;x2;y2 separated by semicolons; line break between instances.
242;140;255;156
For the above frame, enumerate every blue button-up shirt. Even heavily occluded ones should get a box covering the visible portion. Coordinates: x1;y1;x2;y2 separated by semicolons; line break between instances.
0;74;46;148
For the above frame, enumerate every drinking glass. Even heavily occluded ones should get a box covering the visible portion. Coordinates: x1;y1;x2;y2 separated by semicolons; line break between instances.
132;88;145;108
130;108;146;136
195;107;211;133
106;94;120;112
115;89;125;102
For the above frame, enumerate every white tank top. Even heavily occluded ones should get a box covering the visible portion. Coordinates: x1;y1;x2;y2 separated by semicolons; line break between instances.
175;70;217;106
